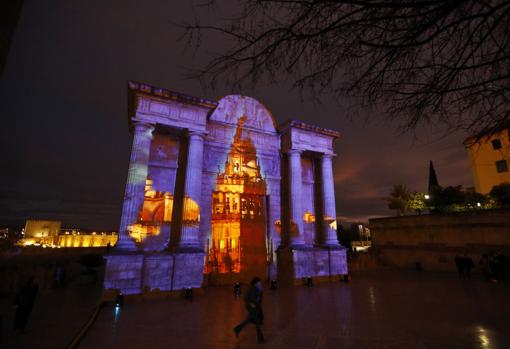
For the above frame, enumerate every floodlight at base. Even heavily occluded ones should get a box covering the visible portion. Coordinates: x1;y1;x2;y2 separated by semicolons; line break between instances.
270;279;277;290
234;282;241;295
184;287;193;299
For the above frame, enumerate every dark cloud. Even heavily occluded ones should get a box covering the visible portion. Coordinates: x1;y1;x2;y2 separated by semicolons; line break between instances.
0;1;473;229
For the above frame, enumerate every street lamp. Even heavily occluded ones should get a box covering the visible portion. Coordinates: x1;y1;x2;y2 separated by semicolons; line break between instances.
424;194;430;200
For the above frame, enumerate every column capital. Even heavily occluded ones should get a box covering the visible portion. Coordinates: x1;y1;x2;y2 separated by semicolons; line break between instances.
132;119;156;133
287;149;302;156
321;153;335;160
187;130;206;140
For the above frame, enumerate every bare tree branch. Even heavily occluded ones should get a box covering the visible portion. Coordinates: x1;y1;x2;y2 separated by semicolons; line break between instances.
184;0;510;136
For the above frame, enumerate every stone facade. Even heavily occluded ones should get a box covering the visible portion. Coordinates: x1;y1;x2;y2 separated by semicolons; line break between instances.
104;81;348;295
369;209;510;271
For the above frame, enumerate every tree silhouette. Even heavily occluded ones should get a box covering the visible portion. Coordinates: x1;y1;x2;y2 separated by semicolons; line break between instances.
490;182;510;207
385;184;411;216
187;1;510;135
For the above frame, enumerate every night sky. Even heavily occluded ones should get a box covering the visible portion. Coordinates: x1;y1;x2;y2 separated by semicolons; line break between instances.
0;1;473;230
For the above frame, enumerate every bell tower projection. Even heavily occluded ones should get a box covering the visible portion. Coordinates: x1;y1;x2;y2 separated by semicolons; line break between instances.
205;115;268;284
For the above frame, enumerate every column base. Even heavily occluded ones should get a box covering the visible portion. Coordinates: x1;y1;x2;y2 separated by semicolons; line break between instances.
321;241;342;248
175;244;204;253
277;246;348;285
104;253;144;295
114;236;138;252
103;250;205;295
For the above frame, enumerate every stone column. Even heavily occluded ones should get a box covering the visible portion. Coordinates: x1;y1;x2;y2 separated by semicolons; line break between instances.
117;120;155;251
321;154;340;246
179;131;205;250
288;149;306;246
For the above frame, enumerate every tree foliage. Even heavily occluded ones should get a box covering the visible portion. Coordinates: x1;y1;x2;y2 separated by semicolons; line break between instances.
385;184;411;215
408;191;427;213
490;182;510;206
187;0;510;135
384;182;510;215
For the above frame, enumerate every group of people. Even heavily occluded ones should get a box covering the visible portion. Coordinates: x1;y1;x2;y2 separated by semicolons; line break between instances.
454;255;475;278
455;252;510;282
479;252;510;282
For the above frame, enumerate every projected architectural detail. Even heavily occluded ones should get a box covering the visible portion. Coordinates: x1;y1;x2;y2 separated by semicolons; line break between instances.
104;82;348;295
205;115;268;283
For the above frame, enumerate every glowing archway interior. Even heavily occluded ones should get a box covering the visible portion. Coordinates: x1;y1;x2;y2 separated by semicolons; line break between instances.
205;114;268;277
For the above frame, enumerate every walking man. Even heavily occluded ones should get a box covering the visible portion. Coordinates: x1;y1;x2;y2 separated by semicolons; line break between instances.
234;277;264;343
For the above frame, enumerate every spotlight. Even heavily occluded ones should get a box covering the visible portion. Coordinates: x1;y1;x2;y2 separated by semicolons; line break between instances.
234;282;241;296
115;292;124;308
185;287;193;299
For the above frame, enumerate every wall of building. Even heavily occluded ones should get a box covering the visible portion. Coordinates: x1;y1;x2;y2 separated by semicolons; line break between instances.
465;128;510;194
24;220;61;238
21;234;117;248
369;210;510;271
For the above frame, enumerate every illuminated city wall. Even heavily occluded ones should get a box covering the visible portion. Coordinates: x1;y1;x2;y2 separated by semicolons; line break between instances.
24;220;61;238
21;220;117;248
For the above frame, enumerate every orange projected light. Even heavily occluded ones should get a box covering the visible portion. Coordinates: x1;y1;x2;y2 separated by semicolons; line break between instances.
205;116;268;282
129;179;176;243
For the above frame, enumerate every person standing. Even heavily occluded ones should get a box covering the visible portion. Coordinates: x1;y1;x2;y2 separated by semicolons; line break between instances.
454;255;465;279
13;276;39;334
480;254;492;282
464;255;474;279
233;277;264;343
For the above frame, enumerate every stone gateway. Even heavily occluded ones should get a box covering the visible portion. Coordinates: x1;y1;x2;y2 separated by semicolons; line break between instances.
104;82;348;294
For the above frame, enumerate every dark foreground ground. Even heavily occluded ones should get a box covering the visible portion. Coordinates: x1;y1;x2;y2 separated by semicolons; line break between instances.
2;270;510;349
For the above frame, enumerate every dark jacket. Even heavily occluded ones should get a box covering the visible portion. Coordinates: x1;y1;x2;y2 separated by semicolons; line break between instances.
244;284;263;324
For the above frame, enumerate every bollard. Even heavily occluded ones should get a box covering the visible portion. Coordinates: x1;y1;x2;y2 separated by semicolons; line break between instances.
115;292;124;308
270;279;278;290
234;282;241;296
185;287;193;299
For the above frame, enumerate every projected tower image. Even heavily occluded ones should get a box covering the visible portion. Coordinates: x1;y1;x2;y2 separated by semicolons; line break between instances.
206;116;268;283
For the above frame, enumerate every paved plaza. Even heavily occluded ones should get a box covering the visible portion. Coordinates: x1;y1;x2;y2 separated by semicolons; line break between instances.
3;270;510;349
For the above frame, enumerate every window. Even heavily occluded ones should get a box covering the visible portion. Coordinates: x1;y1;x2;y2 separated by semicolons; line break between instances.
496;160;508;173
492;139;502;149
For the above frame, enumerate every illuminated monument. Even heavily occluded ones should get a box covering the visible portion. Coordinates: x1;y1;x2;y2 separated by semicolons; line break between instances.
104;82;347;294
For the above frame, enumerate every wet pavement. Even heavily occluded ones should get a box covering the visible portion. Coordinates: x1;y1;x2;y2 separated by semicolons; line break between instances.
2;270;509;348
77;271;510;349
1;278;102;349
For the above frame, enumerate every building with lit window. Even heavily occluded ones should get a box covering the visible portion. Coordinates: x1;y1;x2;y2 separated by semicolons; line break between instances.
465;126;510;194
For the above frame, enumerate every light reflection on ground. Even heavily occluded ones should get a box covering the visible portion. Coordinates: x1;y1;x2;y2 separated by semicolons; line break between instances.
79;271;510;348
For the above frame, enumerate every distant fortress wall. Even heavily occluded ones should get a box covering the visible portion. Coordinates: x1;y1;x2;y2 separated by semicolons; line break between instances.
21;220;117;248
21;234;118;248
369;209;510;271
